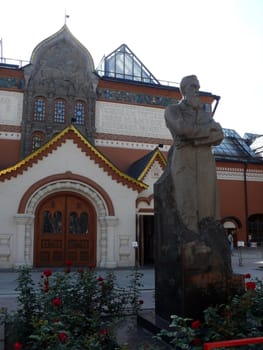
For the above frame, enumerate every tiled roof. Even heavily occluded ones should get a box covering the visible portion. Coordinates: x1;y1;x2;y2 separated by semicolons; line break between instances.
127;147;166;181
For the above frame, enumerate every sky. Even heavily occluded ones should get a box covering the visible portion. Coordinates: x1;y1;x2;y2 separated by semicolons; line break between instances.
0;0;263;137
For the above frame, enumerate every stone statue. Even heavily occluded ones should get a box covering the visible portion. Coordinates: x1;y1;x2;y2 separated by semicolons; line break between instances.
164;75;224;232
153;76;243;322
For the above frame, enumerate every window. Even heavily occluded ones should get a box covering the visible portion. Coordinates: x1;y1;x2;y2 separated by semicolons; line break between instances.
73;101;85;125
33;97;46;121
31;132;45;152
54;99;66;123
69;211;89;234
42;210;62;233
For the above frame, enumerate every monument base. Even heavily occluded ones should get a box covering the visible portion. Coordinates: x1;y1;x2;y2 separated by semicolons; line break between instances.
155;216;245;321
137;310;173;349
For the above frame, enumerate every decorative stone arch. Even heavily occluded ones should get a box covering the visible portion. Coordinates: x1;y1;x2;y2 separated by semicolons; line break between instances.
15;175;118;268
18;172;115;215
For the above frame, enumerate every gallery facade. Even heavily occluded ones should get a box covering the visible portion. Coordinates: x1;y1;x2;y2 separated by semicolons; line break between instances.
0;25;262;269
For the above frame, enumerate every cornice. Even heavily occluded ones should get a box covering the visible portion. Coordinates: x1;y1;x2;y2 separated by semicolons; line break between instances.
217;166;263;181
95;137;171;151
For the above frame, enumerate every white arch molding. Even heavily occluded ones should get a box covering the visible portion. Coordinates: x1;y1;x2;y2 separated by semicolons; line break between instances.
14;180;118;268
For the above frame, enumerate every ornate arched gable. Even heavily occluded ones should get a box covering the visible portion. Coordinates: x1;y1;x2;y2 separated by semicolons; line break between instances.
24;25;97;93
0;125;148;192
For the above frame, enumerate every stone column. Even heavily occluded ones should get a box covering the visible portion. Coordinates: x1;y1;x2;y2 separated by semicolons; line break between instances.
14;214;34;268
98;216;107;267
104;216;118;268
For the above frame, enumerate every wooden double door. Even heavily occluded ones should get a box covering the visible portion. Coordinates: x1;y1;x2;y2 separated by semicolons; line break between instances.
35;193;96;267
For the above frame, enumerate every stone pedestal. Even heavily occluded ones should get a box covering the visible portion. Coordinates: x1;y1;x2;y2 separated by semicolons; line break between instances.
154;169;244;321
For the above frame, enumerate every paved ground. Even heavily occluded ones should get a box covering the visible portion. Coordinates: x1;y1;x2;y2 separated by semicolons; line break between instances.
0;247;262;349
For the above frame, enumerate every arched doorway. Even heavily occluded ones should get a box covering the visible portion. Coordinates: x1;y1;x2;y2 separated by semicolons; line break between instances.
222;218;240;247
248;214;263;244
34;192;96;267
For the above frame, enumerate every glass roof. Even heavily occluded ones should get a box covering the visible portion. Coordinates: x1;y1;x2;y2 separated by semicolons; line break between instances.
213;129;258;161
250;135;263;158
96;44;160;84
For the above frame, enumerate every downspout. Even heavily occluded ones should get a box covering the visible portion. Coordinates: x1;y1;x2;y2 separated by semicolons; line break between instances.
243;161;249;244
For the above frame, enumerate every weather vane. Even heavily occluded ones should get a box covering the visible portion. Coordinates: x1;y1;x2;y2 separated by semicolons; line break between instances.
64;10;70;25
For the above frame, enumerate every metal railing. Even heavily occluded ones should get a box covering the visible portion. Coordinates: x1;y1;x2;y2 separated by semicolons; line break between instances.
0;57;29;68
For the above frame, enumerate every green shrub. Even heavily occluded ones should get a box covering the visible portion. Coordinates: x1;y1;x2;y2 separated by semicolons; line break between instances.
1;264;143;350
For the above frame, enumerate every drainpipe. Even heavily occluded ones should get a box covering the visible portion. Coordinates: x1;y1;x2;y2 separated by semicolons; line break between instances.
243;161;249;244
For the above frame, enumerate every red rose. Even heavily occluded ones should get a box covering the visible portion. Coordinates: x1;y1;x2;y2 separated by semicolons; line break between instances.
191;320;201;329
89;264;96;269
99;328;109;335
97;276;104;282
244;273;251;279
138;299;144;304
52;297;62;306
13;342;23;350
58;332;68;343
246;281;256;290
43;269;52;277
66;260;73;266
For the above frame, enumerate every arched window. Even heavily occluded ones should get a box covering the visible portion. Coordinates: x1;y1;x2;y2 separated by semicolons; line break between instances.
54;99;66;123
33;97;46;121
73;101;86;125
31;132;45;152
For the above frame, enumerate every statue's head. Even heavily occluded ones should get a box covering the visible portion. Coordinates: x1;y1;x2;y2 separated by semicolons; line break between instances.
179;75;201;109
179;75;200;95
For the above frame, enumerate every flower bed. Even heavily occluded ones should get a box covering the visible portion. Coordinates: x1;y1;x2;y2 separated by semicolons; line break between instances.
155;274;263;349
0;264;143;350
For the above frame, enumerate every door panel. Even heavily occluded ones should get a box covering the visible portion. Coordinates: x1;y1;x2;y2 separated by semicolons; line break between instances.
35;193;96;267
66;195;96;265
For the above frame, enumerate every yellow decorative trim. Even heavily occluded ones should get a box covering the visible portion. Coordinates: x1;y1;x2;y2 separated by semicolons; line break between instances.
138;148;167;181
0;125;148;190
68;126;147;189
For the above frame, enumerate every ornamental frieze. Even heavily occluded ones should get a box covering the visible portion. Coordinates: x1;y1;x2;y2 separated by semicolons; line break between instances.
0;77;24;89
216;167;263;182
97;88;178;107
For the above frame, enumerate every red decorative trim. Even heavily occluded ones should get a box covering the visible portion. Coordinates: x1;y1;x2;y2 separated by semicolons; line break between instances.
0;125;21;132
96;132;171;145
136;194;154;208
18;172;115;215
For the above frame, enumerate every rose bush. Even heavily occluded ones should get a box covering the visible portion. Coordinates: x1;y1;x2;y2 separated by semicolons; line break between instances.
155;275;263;349
1;265;143;350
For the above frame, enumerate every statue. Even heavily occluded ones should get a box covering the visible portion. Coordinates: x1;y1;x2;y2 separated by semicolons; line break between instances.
164;75;223;232
153;75;244;322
